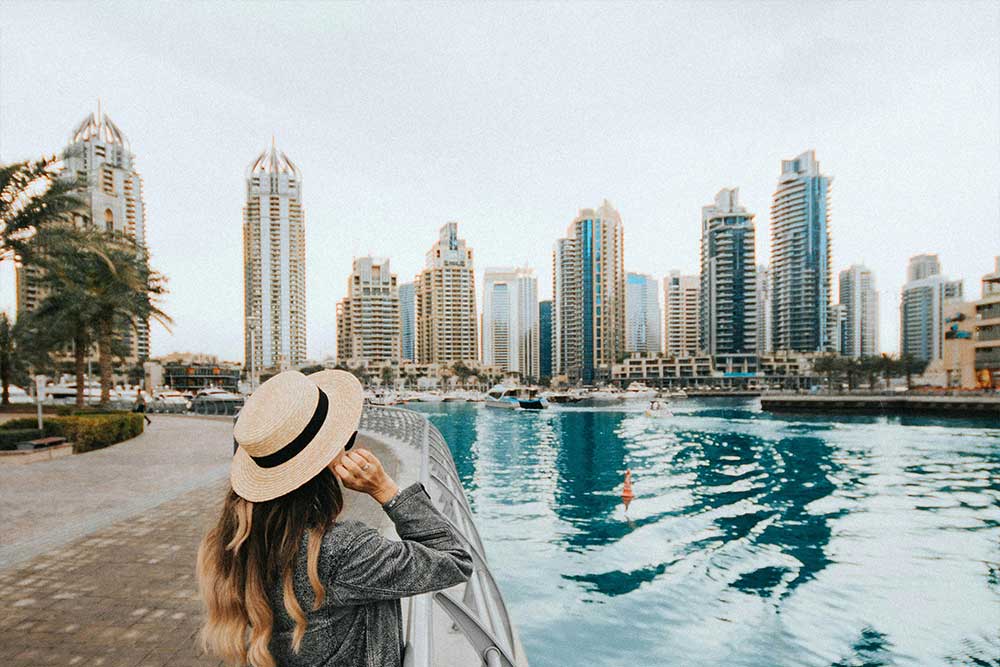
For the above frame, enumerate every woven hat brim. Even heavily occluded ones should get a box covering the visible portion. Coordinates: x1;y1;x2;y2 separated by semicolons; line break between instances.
230;371;362;502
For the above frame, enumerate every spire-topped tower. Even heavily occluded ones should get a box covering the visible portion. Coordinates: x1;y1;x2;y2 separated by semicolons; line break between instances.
17;106;150;362
242;141;307;374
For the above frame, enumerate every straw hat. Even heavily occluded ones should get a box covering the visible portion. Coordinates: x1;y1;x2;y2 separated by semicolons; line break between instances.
231;369;362;502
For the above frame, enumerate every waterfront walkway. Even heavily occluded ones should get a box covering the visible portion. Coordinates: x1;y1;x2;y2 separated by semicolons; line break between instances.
0;414;396;666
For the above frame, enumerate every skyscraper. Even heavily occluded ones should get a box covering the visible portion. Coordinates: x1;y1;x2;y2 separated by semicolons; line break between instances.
900;254;963;362
838;264;879;357
700;188;757;356
770;150;832;352
336;257;400;365
18;107;150;362
552;200;626;383
415;223;478;364
399;282;415;362
625;272;662;355
242;141;307;373
664;271;699;357
481;267;539;379
539;300;553;380
755;265;773;355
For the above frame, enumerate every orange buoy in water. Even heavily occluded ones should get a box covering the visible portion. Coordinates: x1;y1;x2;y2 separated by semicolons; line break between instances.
622;469;635;508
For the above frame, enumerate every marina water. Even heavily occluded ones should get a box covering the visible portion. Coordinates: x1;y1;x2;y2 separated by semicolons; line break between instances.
409;400;999;667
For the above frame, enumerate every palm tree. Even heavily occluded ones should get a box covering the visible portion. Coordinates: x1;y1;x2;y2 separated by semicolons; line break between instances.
1;154;84;261
31;225;171;406
0;312;16;406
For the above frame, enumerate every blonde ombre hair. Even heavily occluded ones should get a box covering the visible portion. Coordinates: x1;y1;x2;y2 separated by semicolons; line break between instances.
196;467;344;667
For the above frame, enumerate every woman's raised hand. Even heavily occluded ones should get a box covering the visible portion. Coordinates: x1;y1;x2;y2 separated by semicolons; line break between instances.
333;448;399;505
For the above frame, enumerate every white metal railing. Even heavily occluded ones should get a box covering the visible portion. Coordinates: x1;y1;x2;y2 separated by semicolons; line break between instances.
359;406;524;667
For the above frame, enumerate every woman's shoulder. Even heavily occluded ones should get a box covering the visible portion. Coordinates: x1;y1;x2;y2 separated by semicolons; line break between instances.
319;519;378;554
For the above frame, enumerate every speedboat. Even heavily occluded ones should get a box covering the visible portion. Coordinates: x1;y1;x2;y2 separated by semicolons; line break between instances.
542;391;582;404
485;385;549;410
644;400;673;417
669;389;688;399
365;389;398;406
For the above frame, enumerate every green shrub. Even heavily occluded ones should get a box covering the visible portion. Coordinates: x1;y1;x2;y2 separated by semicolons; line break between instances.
0;418;62;436
0;428;45;451
0;413;143;453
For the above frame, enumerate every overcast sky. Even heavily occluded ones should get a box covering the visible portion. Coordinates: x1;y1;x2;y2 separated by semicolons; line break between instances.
2;1;998;362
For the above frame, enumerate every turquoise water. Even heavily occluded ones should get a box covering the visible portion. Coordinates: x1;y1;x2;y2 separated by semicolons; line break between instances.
408;400;1000;667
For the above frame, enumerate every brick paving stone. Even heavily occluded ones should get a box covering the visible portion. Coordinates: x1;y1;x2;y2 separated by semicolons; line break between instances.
0;417;402;667
0;481;224;666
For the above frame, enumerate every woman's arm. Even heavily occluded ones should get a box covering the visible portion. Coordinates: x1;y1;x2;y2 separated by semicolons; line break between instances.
329;449;473;604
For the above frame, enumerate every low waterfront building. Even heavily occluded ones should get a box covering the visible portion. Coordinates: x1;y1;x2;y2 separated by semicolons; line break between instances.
974;257;1000;388
941;301;977;389
664;271;699;357
162;360;241;393
626;272;662;354
336;256;401;366
758;351;822;378
611;353;713;386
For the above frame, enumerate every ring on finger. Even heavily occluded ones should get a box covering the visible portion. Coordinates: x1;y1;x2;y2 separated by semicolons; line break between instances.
361;463;370;471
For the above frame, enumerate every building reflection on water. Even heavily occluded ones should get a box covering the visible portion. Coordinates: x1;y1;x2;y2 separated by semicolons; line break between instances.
410;401;1000;667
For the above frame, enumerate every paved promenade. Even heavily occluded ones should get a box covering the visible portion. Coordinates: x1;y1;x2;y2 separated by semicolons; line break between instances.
0;414;397;667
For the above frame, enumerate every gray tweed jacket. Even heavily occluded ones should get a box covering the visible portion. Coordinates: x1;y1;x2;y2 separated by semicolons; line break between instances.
267;482;473;667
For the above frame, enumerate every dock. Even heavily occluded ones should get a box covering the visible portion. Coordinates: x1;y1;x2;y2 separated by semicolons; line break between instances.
760;394;1000;418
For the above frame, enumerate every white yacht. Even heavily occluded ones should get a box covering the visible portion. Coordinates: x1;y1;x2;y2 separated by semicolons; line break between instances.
151;389;191;413
575;386;624;407
485;385;548;410
625;382;657;400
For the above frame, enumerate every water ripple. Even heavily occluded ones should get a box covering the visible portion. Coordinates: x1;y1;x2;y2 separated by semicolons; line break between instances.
411;401;1000;667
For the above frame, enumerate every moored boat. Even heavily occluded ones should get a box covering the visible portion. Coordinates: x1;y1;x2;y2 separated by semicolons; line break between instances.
485;385;549;410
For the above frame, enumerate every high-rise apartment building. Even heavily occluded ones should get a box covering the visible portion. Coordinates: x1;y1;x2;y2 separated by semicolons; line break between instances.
552;200;626;384
539;300;553;380
18;108;150;362
399;282;415;362
973;257;1000;387
900;254;962;362
626;272;662;355
415;223;478;364
242;141;307;373
700;188;757;356
481;267;539;379
755;265;773;355
838;264;879;357
664;271;699;358
829;303;847;357
336;257;400;365
770;150;832;352
907;254;941;282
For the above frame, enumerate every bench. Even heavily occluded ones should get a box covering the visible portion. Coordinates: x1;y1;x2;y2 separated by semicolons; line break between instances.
16;436;68;451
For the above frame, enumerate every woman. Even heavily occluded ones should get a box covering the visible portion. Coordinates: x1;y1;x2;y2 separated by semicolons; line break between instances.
197;369;473;667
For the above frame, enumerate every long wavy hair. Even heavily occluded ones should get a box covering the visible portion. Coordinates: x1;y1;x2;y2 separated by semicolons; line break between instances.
196;467;344;667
